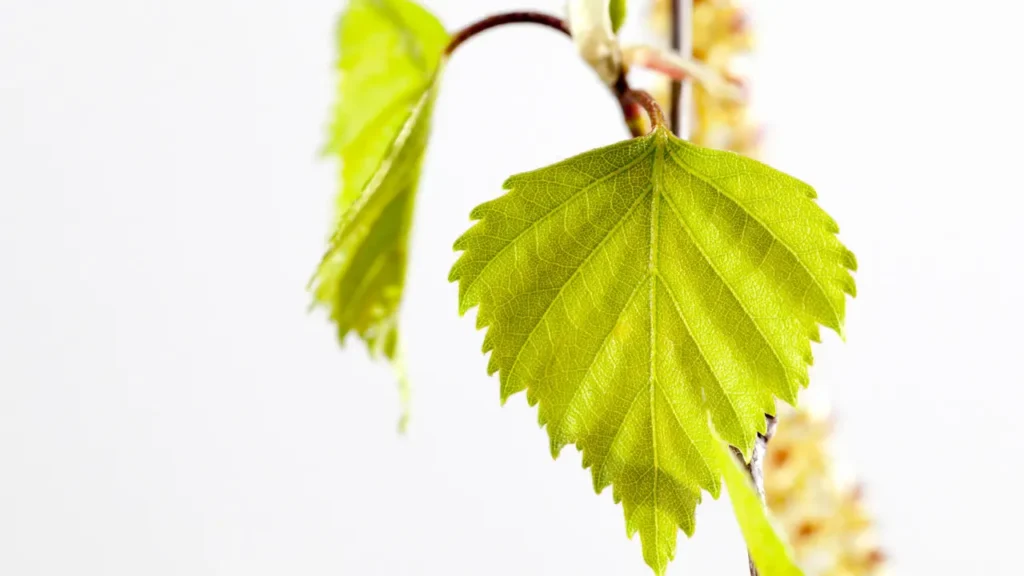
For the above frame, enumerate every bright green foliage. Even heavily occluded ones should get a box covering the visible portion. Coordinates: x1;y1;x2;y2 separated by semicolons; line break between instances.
312;0;447;363
610;0;627;32
716;437;804;576
450;126;855;573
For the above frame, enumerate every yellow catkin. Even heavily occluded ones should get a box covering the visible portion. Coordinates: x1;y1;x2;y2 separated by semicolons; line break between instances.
648;2;885;574
765;406;886;576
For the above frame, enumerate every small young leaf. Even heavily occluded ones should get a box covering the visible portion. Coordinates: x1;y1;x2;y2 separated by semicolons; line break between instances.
450;126;854;574
568;0;623;84
716;437;803;576
610;0;627;32
313;0;447;361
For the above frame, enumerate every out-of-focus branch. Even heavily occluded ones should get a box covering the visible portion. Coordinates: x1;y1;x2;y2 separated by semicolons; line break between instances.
623;45;745;103
669;0;685;134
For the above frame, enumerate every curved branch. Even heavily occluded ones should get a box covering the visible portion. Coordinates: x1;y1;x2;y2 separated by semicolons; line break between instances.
445;11;646;138
623;45;745;103
445;12;569;56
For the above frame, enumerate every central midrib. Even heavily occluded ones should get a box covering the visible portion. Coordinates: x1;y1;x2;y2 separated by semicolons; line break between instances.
647;132;667;558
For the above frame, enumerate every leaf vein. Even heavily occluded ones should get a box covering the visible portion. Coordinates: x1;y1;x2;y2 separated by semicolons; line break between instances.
459;148;656;297
503;187;653;386
667;146;842;327
659;190;792;391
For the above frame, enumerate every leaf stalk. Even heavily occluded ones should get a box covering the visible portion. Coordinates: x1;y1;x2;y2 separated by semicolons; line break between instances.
624;89;665;132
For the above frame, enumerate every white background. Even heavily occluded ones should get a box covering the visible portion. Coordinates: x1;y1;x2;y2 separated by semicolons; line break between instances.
2;0;1022;574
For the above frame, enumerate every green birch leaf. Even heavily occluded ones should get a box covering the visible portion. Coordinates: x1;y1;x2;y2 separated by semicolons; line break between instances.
312;0;447;362
610;0;627;32
716;436;804;576
450;125;855;574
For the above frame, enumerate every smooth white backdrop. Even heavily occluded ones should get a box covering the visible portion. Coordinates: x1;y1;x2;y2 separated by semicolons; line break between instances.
2;1;1022;574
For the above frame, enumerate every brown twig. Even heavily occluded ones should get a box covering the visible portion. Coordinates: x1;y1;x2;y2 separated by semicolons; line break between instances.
445;12;647;138
445;12;569;56
735;414;778;576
